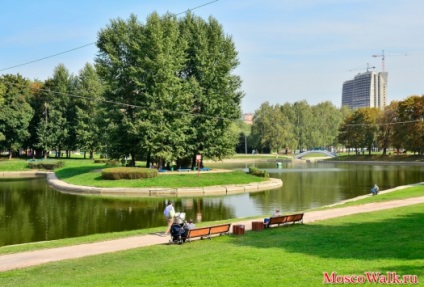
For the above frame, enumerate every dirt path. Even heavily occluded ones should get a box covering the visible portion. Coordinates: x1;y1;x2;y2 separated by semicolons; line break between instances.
0;187;423;272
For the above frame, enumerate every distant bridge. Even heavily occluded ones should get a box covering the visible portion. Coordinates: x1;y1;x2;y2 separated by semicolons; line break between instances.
294;150;337;159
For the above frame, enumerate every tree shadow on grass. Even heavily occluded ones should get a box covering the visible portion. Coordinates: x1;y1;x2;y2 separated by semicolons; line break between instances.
55;165;103;180
233;210;424;261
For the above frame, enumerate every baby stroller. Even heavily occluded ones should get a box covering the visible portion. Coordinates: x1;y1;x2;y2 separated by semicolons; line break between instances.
169;212;188;245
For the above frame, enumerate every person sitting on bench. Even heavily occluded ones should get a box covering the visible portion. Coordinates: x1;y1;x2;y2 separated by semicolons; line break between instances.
263;209;282;225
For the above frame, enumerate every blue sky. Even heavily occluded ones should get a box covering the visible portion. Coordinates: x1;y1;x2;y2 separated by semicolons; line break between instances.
1;0;423;113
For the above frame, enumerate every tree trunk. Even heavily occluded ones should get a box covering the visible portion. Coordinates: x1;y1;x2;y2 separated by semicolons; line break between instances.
146;152;151;168
8;149;13;160
129;153;136;167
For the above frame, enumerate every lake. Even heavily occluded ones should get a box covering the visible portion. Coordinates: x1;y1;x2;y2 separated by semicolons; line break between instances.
1;161;423;247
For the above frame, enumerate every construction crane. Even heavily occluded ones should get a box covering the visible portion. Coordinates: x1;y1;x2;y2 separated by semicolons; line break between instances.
348;63;375;73
372;50;385;72
366;63;375;72
372;50;408;72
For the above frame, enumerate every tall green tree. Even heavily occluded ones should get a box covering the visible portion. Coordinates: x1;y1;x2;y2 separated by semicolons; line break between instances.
0;81;5;142
310;101;342;150
25;81;45;157
395;95;424;154
251;102;274;153
96;13;191;167
74;63;104;159
0;74;34;159
338;108;379;155
376;101;398;155
179;13;243;165
288;101;313;151
96;12;242;167
36;64;74;158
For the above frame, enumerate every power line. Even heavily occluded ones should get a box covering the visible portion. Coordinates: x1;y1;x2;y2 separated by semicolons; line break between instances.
344;119;423;127
176;0;219;16
0;0;219;73
0;43;96;73
27;84;237;123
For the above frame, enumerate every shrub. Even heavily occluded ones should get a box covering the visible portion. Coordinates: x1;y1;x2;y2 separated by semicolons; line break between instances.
93;159;108;163
248;166;269;178
102;167;158;180
27;160;65;170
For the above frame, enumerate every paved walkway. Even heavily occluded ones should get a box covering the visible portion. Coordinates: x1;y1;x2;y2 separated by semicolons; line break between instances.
0;184;423;272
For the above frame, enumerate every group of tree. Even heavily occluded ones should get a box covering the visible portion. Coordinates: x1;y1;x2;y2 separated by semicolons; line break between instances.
247;100;349;154
338;95;424;155
0;12;243;167
246;95;423;156
0;64;103;160
1;12;423;162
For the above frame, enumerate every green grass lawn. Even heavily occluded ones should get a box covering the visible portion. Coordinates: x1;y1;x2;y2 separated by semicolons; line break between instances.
312;184;424;210
0;203;422;286
329;153;424;162
55;164;265;188
0;159;31;171
0;159;267;188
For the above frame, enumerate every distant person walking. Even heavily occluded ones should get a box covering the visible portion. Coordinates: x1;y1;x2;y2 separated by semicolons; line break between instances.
163;200;175;236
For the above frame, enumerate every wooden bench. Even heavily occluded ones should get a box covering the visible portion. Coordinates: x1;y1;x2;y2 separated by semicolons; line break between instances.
265;215;288;228
265;213;304;228
285;213;304;224
184;223;231;243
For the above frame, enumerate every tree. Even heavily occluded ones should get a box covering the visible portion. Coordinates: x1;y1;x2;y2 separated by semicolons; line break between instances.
0;74;34;159
251;102;274;153
288;101;313;151
96;13;191;167
338;108;379;155
96;12;242;167
36;64;74;158
25;80;45;157
310;101;342;150
395;95;424;154
74;63;104;159
179;13;243;165
0;81;5;142
376;101;398;155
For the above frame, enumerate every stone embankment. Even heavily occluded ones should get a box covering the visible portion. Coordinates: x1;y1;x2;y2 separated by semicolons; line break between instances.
2;171;283;197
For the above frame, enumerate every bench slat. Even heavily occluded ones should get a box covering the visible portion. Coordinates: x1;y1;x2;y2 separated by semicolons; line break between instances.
266;215;288;228
266;213;304;228
185;223;231;243
187;227;210;238
209;224;231;235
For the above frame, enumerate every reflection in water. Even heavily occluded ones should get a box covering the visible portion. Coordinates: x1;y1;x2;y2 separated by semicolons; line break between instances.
1;162;423;246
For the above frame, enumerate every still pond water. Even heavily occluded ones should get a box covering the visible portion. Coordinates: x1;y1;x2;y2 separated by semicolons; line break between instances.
1;161;423;247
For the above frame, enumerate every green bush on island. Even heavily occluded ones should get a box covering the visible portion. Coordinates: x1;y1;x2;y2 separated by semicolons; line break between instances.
102;167;158;180
27;160;65;170
248;166;269;178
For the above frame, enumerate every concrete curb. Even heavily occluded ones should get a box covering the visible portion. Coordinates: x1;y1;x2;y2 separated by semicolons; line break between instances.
1;171;283;197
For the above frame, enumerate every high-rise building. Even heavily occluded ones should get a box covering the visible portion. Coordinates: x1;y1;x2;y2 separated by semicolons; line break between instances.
342;71;388;109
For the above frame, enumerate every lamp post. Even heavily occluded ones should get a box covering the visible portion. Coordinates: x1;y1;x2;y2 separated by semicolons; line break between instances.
244;133;247;154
